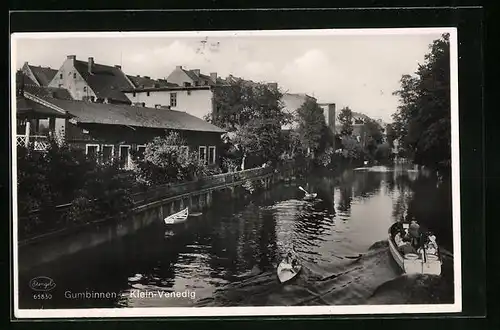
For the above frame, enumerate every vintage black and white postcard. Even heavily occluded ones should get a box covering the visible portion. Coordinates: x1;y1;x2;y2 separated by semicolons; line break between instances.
11;28;461;318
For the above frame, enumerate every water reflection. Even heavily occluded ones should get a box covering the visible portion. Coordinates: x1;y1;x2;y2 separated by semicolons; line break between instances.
19;163;454;308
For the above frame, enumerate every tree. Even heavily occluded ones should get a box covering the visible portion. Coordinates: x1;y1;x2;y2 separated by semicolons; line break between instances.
295;97;331;156
392;33;451;172
207;77;291;168
362;119;384;160
340;135;364;161
385;123;397;149
338;107;354;136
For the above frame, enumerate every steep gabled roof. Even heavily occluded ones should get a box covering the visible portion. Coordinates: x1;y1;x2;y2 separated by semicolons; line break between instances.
28;65;58;86
127;75;179;89
42;97;226;133
17;71;73;100
24;84;73;100
73;60;133;103
17;70;37;86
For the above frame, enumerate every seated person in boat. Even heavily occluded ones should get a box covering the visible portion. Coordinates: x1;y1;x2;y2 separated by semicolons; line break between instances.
426;232;438;254
395;221;420;255
282;252;298;271
418;231;438;256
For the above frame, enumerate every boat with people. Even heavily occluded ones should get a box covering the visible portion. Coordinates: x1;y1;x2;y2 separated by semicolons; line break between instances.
388;221;442;275
277;251;302;283
164;207;189;225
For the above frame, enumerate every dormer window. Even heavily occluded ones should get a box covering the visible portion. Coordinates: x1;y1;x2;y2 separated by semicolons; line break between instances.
183;82;191;87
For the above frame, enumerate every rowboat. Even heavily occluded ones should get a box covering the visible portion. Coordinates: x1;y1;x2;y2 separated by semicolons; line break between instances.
299;186;317;201
277;260;302;283
303;193;317;200
388;223;442;275
164;207;189;225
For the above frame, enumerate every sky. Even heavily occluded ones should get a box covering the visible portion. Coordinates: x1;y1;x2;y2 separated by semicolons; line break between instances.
13;30;447;123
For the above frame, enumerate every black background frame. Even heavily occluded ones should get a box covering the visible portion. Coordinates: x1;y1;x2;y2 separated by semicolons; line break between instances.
5;2;488;330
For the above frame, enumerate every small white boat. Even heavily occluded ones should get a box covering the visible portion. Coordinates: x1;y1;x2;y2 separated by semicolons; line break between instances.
303;193;317;200
277;260;302;283
388;223;442;275
164;207;189;225
299;186;317;200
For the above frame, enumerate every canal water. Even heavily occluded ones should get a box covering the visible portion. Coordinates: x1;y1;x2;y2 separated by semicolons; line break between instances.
19;164;455;309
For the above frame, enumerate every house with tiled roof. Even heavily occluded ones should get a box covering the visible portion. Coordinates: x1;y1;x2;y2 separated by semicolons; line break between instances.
21;62;59;87
124;66;230;121
16;71;225;168
47;55;134;105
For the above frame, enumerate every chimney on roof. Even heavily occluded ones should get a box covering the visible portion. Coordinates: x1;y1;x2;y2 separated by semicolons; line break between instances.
176;65;182;70
210;72;217;83
88;57;94;74
114;65;122;69
192;69;200;76
67;55;76;60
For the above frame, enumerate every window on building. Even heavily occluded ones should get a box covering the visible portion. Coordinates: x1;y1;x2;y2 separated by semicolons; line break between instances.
170;93;177;107
90;96;95;102
208;146;216;165
119;145;131;169
132;92;136;97
59;73;63;79
86;144;100;161
73;72;77;79
199;146;207;163
136;145;147;159
147;91;150;97
102;145;114;164
83;86;87;92
58;84;63;88
187;90;191;96
184;82;191;87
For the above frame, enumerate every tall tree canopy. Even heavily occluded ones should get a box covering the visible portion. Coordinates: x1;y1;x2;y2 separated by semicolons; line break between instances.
338;107;354;136
295;97;331;155
392;33;451;172
206;77;291;168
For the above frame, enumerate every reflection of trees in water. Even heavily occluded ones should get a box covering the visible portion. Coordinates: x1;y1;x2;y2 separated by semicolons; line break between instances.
389;169;453;251
391;188;413;223
351;171;384;199
206;203;277;278
337;185;353;213
406;175;453;251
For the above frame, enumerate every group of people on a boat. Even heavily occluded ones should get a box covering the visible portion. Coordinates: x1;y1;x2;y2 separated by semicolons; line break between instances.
391;220;439;258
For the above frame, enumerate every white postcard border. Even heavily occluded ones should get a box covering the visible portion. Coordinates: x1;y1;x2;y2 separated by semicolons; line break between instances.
11;27;461;319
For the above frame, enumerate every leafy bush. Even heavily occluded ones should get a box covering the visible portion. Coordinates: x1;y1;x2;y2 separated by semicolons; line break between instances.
17;137;135;238
132;132;209;186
